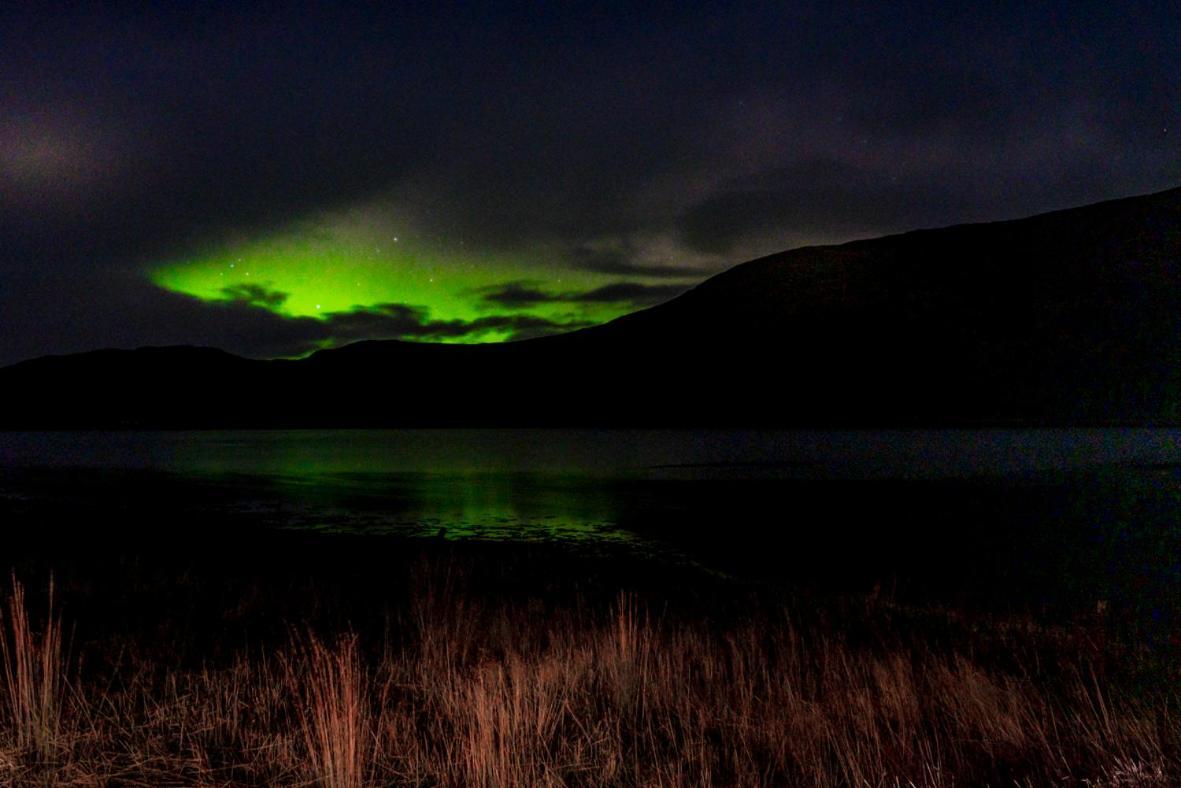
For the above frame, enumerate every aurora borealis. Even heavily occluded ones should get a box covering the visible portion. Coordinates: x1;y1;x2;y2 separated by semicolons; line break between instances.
148;211;691;346
1;2;1177;364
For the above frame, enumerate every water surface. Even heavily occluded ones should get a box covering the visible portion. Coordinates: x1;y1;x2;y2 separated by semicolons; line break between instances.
2;429;1178;619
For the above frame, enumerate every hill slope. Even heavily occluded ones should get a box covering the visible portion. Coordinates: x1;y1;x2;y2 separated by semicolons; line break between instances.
3;187;1179;427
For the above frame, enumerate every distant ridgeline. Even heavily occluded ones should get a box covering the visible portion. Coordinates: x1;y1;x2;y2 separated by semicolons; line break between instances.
3;187;1179;427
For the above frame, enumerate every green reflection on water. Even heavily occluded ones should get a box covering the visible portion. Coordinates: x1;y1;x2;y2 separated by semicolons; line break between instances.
245;470;628;543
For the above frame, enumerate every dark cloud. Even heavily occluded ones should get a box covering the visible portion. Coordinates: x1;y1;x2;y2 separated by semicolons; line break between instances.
569;283;689;306
677;159;972;254
479;281;689;309
0;3;1178;363
674;153;1172;255
324;303;592;344
219;283;288;309
567;246;713;279
475;283;552;307
0;277;590;364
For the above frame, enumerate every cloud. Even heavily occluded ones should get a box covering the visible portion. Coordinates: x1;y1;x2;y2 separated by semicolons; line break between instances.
219;283;289;309
0;275;592;365
569;282;690;305
479;280;689;309
321;303;592;344
474;282;551;306
202;296;594;353
566;245;714;278
1;3;1178;364
676;158;1026;255
676;159;914;253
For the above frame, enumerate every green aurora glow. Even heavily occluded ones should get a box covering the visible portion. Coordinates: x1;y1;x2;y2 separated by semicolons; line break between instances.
150;222;674;345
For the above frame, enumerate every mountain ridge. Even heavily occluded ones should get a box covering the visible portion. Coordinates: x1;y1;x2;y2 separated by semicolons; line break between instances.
3;186;1179;427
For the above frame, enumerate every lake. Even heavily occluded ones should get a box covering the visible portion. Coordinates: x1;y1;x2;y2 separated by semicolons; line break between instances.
2;428;1179;620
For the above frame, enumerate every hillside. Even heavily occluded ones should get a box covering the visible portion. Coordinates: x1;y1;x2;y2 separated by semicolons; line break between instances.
3;187;1178;427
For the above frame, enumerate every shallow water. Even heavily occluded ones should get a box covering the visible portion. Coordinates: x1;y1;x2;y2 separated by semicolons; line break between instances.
1;428;1178;541
1;429;1179;621
3;428;1178;479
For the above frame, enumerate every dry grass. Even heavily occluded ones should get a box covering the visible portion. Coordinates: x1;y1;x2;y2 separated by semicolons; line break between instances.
0;566;1176;786
0;575;62;765
285;632;371;788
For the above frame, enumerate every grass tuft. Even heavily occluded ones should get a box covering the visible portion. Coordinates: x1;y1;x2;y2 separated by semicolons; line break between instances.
0;575;62;764
285;632;371;788
0;558;1177;785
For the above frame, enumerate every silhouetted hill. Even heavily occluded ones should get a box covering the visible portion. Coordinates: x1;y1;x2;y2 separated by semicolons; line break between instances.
3;187;1179;427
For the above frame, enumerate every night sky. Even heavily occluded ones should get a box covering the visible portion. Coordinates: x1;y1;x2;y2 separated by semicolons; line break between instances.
2;2;1177;365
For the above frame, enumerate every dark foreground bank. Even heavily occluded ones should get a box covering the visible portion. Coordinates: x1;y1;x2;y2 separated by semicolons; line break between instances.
1;532;1178;786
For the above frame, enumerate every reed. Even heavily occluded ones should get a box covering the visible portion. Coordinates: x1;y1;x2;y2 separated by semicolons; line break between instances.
0;575;62;763
0;563;1175;785
285;632;371;788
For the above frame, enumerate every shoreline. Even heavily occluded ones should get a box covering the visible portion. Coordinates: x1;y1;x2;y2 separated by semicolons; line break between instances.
1;537;1177;784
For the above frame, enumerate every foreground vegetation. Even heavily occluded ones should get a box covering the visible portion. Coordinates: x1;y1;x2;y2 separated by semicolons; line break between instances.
0;545;1177;786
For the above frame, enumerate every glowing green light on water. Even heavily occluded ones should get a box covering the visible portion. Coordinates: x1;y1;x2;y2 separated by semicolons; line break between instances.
149;222;644;343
